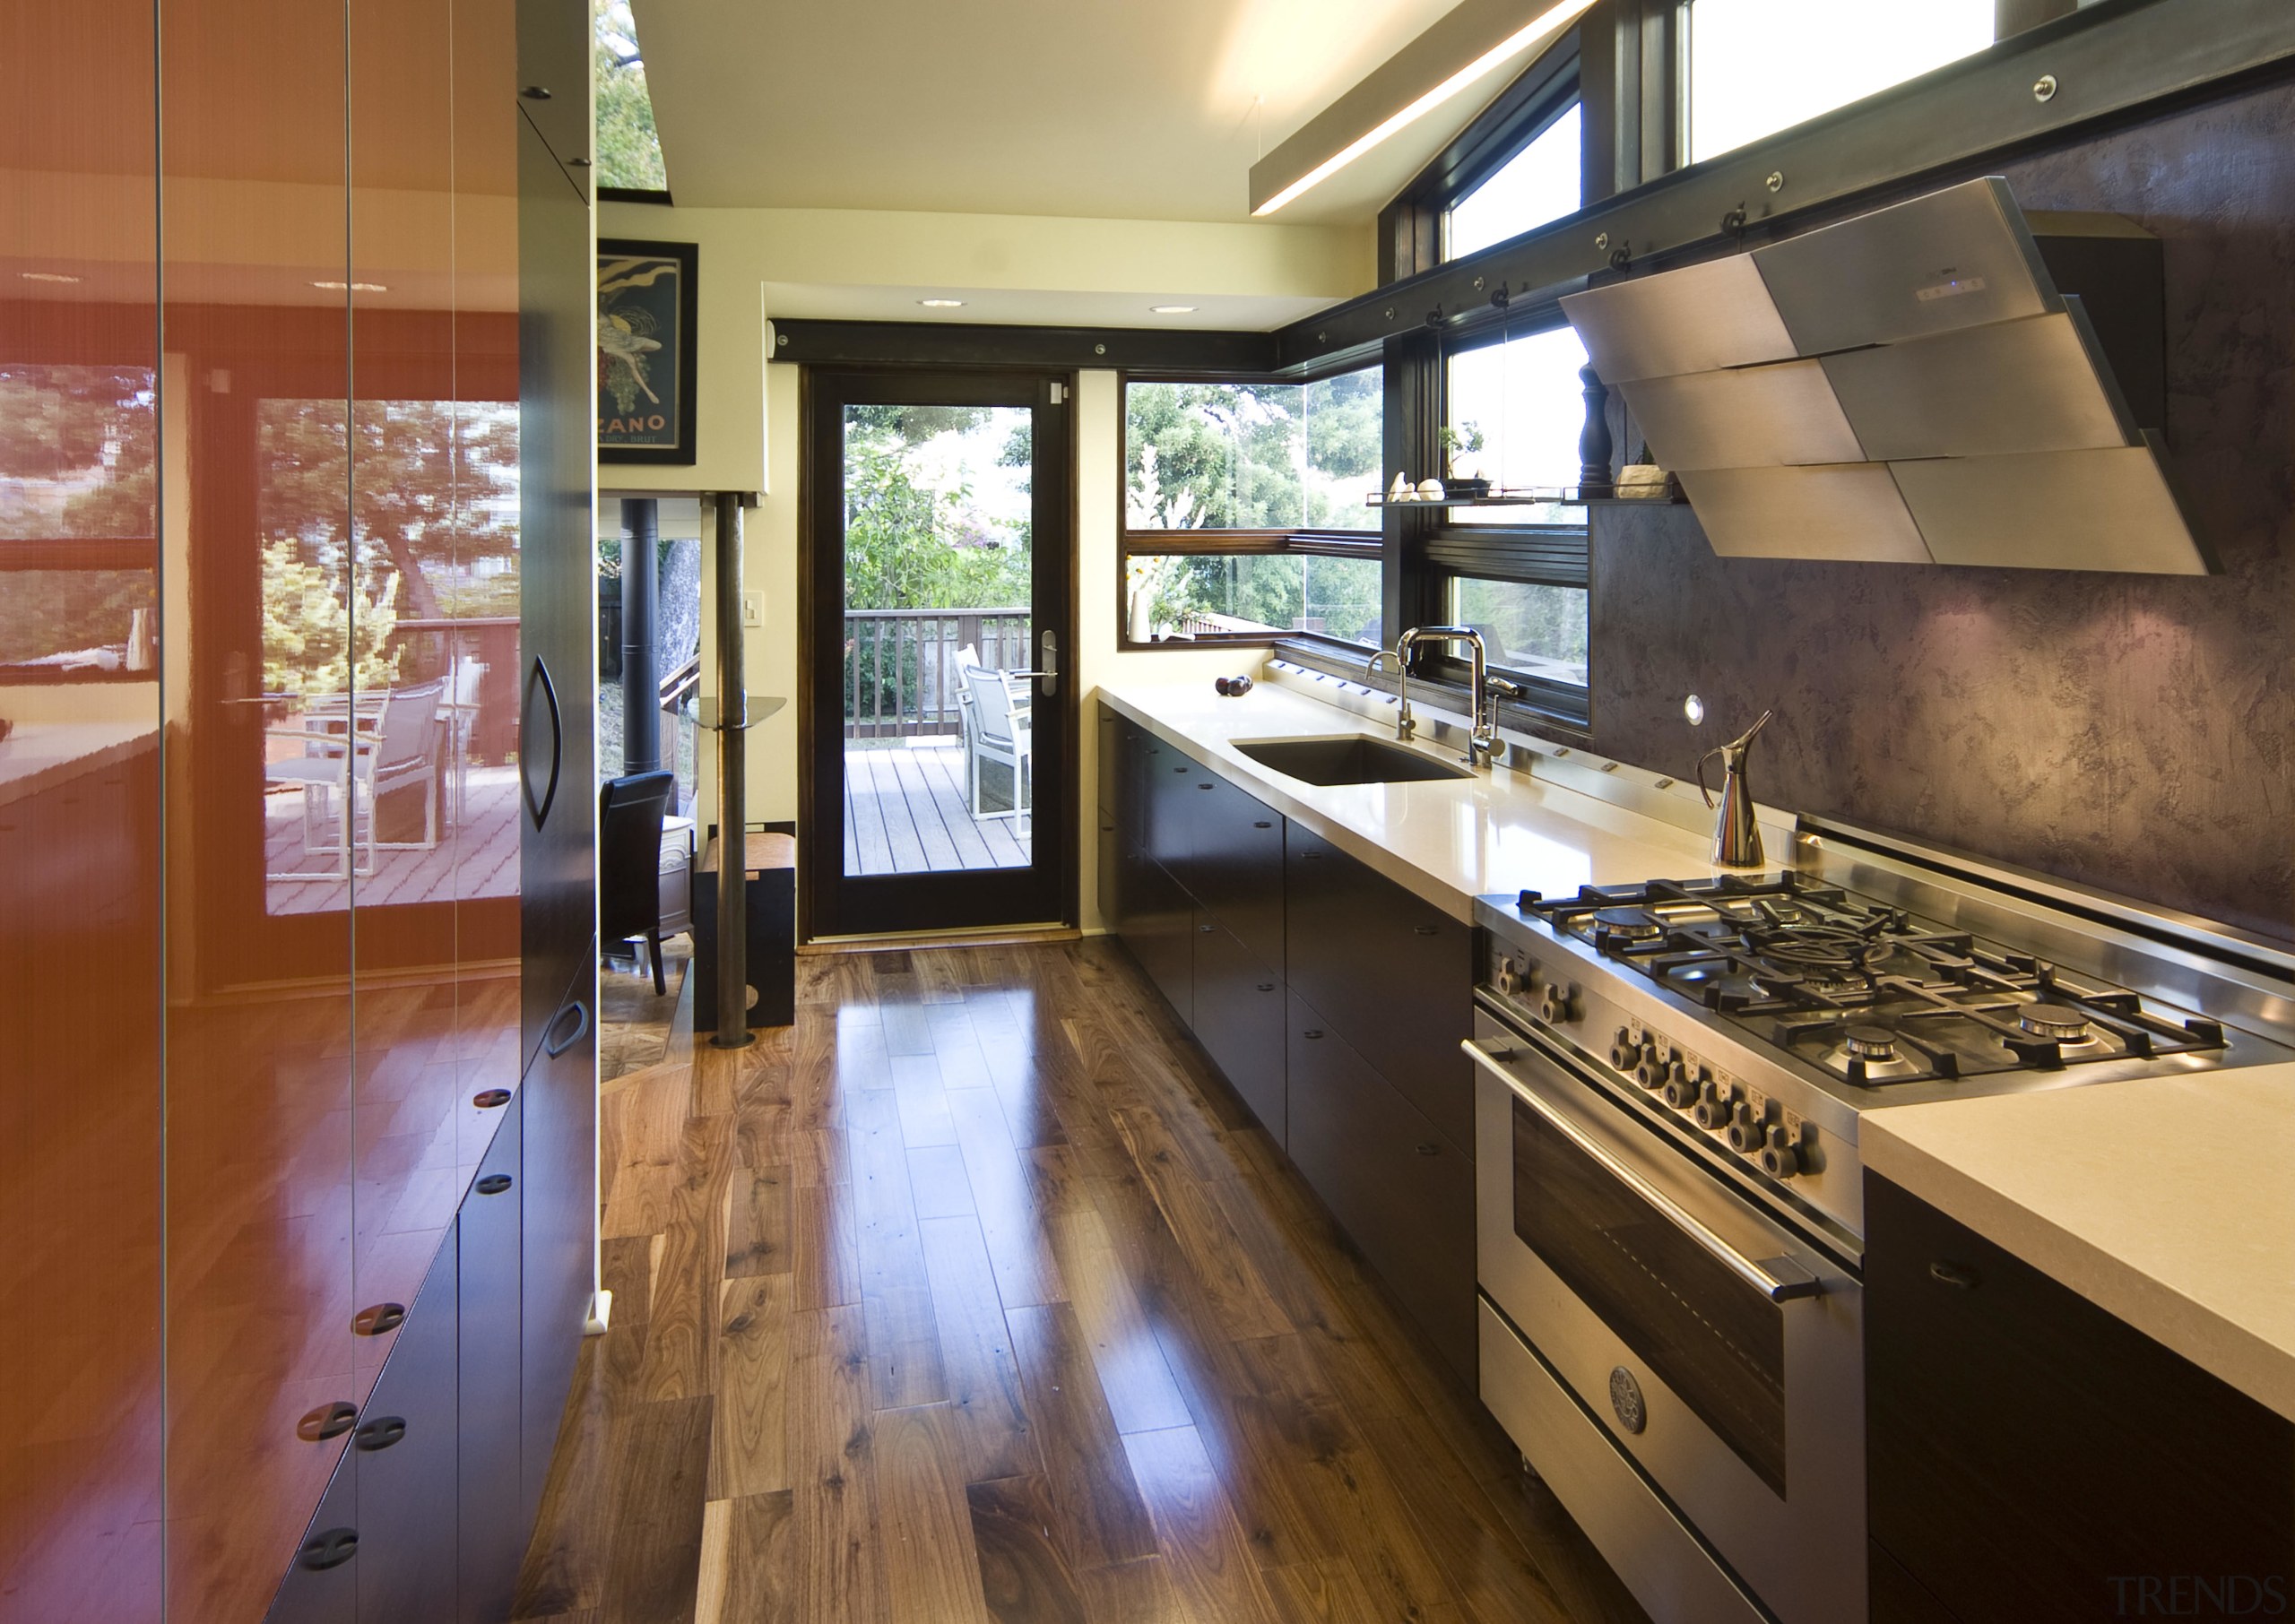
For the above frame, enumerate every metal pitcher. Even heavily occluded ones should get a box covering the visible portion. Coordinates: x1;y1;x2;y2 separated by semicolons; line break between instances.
1697;710;1771;869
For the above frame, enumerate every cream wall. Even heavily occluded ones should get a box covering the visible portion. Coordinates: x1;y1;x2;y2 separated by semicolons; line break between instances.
604;201;1367;931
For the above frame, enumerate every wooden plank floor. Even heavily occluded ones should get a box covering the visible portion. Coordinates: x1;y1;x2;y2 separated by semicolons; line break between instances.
844;744;1029;877
515;937;1648;1624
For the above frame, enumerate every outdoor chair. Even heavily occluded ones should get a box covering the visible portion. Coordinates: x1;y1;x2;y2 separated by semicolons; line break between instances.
264;678;446;880
959;661;1033;825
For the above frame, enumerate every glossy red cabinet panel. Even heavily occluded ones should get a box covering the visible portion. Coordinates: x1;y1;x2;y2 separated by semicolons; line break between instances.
0;0;166;1617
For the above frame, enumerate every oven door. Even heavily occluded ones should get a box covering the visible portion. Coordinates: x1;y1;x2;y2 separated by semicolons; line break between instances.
1468;1015;1866;1624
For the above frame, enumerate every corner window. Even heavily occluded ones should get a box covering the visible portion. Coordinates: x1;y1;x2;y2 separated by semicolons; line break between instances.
1121;367;1383;648
1447;100;1582;261
1686;0;1996;163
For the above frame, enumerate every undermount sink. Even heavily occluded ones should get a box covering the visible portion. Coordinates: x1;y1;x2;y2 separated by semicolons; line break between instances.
1232;734;1474;787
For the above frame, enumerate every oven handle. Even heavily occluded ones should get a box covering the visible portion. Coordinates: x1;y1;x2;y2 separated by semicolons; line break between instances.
1464;1037;1825;1305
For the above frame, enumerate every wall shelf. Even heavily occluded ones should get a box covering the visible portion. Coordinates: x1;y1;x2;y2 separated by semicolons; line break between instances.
1364;481;1684;509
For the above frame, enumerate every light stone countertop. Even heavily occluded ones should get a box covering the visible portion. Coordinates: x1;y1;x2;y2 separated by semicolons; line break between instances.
1096;673;1760;921
1104;668;2295;1420
0;720;159;808
1863;1071;2295;1422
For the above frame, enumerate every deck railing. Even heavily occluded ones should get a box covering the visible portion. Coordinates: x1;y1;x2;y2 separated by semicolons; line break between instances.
844;608;1030;740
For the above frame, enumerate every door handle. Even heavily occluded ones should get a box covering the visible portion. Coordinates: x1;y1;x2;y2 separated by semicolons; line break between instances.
1037;630;1059;697
522;657;563;829
1463;1038;1824;1303
544;998;591;1058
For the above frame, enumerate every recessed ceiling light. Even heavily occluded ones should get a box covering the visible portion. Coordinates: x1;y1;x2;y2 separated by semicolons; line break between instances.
917;298;966;308
20;272;81;284
1149;305;1198;315
311;280;391;292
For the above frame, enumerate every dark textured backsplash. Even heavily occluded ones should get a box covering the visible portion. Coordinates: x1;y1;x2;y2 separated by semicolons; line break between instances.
1586;79;2295;942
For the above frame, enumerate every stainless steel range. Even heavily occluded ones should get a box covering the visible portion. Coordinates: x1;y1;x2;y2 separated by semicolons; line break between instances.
1466;816;2295;1624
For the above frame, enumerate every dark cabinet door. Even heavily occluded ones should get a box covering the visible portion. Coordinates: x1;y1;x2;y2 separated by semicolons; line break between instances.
1285;826;1474;1155
1190;915;1286;1144
354;1231;462;1624
1123;850;1195;1027
1141;733;1197;885
522;977;597;1531
1187;773;1285;970
1286;994;1475;1380
459;1096;525;1624
1866;1174;2295;1623
513;0;593;184
515;89;598;1066
1097;704;1122;818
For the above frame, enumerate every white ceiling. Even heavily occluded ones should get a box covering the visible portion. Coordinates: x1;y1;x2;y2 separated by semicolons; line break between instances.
759;281;1335;329
634;0;1507;225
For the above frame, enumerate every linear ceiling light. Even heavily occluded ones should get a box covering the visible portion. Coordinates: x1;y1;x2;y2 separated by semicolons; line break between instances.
918;298;966;308
1251;0;1594;217
1149;305;1198;315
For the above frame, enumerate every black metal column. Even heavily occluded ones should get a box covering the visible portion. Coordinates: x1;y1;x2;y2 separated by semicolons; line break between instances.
709;493;751;1049
619;497;661;774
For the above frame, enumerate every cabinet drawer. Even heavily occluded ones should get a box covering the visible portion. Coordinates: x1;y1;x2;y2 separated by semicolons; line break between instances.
1285;826;1473;1154
1190;916;1285;1145
1186;772;1284;969
1096;704;1122;817
1866;1174;2295;1623
1140;733;1195;879
353;1226;463;1623
1287;993;1474;1379
459;1096;525;1624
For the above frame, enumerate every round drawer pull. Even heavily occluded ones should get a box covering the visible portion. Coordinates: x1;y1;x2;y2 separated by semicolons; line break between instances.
352;1302;407;1337
1411;924;1438;936
1303;1029;1324;1040
297;1401;357;1442
1416;1142;1441;1157
472;1088;510;1109
1929;1259;1981;1290
477;1173;514;1196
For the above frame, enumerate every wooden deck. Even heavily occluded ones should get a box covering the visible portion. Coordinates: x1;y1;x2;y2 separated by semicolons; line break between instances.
264;765;521;913
844;741;1030;877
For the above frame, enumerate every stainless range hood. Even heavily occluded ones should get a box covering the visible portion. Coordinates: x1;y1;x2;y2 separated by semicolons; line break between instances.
1559;178;2213;574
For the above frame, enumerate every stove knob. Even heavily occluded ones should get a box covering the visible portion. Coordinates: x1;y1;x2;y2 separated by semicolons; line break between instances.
1661;1062;1699;1110
1693;1082;1732;1130
1537;982;1580;1024
1633;1049;1666;1091
1727;1102;1763;1153
1760;1124;1806;1179
1610;1027;1637;1069
1494;956;1522;994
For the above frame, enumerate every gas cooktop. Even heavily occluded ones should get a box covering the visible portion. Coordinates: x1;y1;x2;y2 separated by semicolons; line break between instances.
1520;872;2229;1087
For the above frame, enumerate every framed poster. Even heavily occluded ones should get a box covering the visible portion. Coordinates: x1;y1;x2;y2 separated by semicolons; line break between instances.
597;238;698;463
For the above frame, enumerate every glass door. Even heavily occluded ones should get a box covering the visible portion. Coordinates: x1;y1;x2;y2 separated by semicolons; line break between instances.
804;368;1074;937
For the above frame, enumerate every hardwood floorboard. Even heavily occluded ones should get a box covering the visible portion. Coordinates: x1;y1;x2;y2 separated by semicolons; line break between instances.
789;1302;888;1621
723;1163;792;1278
598;1394;714;1624
967;1474;1089;1624
877;1402;994;1624
517;937;1648;1624
697;1489;797;1624
1004;1301;1159;1572
1121;1424;1284;1624
708;1274;791;1500
920;1214;1042;1483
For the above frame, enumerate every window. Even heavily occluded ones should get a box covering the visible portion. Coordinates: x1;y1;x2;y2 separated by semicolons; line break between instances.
1428;320;1591;695
594;0;669;193
1686;0;1996;162
1447;101;1582;261
0;363;158;679
1121;367;1383;647
1444;322;1590;523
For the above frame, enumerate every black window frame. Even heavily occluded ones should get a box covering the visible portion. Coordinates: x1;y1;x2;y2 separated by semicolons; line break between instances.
1116;360;1388;655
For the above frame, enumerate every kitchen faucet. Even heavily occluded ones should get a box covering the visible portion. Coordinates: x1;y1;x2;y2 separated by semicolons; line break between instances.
1367;626;1524;769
